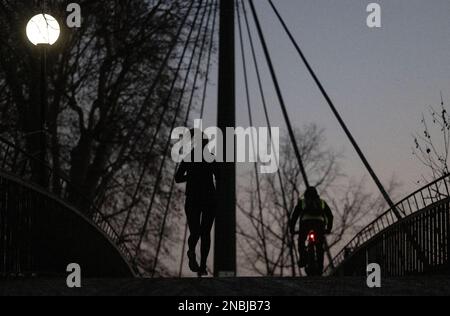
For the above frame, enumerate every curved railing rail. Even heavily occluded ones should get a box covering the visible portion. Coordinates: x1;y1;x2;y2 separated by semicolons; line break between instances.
325;174;450;275
0;136;134;264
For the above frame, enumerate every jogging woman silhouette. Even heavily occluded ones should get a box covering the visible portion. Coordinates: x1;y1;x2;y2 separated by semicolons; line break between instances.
175;129;218;276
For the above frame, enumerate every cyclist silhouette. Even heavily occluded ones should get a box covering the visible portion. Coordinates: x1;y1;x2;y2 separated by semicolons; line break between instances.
175;129;218;276
290;187;334;269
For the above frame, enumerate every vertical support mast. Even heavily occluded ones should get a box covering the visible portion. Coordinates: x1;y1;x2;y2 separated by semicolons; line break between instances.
214;0;236;277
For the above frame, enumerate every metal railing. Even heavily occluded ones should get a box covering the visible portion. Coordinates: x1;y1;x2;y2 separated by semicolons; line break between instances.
326;174;450;275
331;198;450;276
0;172;134;277
0;137;134;263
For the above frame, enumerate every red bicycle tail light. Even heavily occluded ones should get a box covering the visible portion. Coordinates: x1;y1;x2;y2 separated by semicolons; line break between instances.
308;231;316;242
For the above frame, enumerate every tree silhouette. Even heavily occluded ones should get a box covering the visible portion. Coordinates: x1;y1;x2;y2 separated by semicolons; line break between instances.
0;0;214;275
413;93;450;185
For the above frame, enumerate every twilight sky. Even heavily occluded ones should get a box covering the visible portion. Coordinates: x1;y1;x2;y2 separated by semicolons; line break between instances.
201;0;450;197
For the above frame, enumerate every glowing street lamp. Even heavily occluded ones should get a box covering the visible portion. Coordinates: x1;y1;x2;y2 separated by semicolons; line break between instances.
26;13;60;185
26;14;60;46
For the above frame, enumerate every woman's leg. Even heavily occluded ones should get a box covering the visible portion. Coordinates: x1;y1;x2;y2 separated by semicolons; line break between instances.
199;203;216;271
185;200;201;272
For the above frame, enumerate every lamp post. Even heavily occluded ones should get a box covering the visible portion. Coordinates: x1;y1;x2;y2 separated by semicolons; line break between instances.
26;14;60;185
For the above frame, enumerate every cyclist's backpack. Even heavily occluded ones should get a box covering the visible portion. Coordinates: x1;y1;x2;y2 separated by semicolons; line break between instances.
301;199;325;216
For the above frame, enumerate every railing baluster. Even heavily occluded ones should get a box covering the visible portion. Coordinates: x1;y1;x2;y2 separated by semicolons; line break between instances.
407;199;413;216
428;186;434;204
420;190;426;208
444;202;450;267
413;194;420;211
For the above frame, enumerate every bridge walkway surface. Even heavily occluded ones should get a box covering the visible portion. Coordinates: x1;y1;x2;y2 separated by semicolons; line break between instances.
1;276;450;296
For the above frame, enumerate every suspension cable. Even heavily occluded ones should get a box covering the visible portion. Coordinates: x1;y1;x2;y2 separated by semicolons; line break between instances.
199;3;218;118
128;1;212;205
111;0;197;175
178;220;189;277
151;0;217;277
248;0;310;189
236;0;271;275
93;2;193;209
120;1;206;239
241;0;299;276
134;1;210;263
110;0;197;224
267;0;401;219
179;1;219;278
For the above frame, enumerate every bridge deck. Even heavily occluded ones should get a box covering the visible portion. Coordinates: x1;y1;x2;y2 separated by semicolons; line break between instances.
1;276;450;296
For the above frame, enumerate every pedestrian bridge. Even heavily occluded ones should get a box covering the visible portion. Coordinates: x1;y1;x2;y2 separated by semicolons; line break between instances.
1;0;449;282
1;135;449;279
